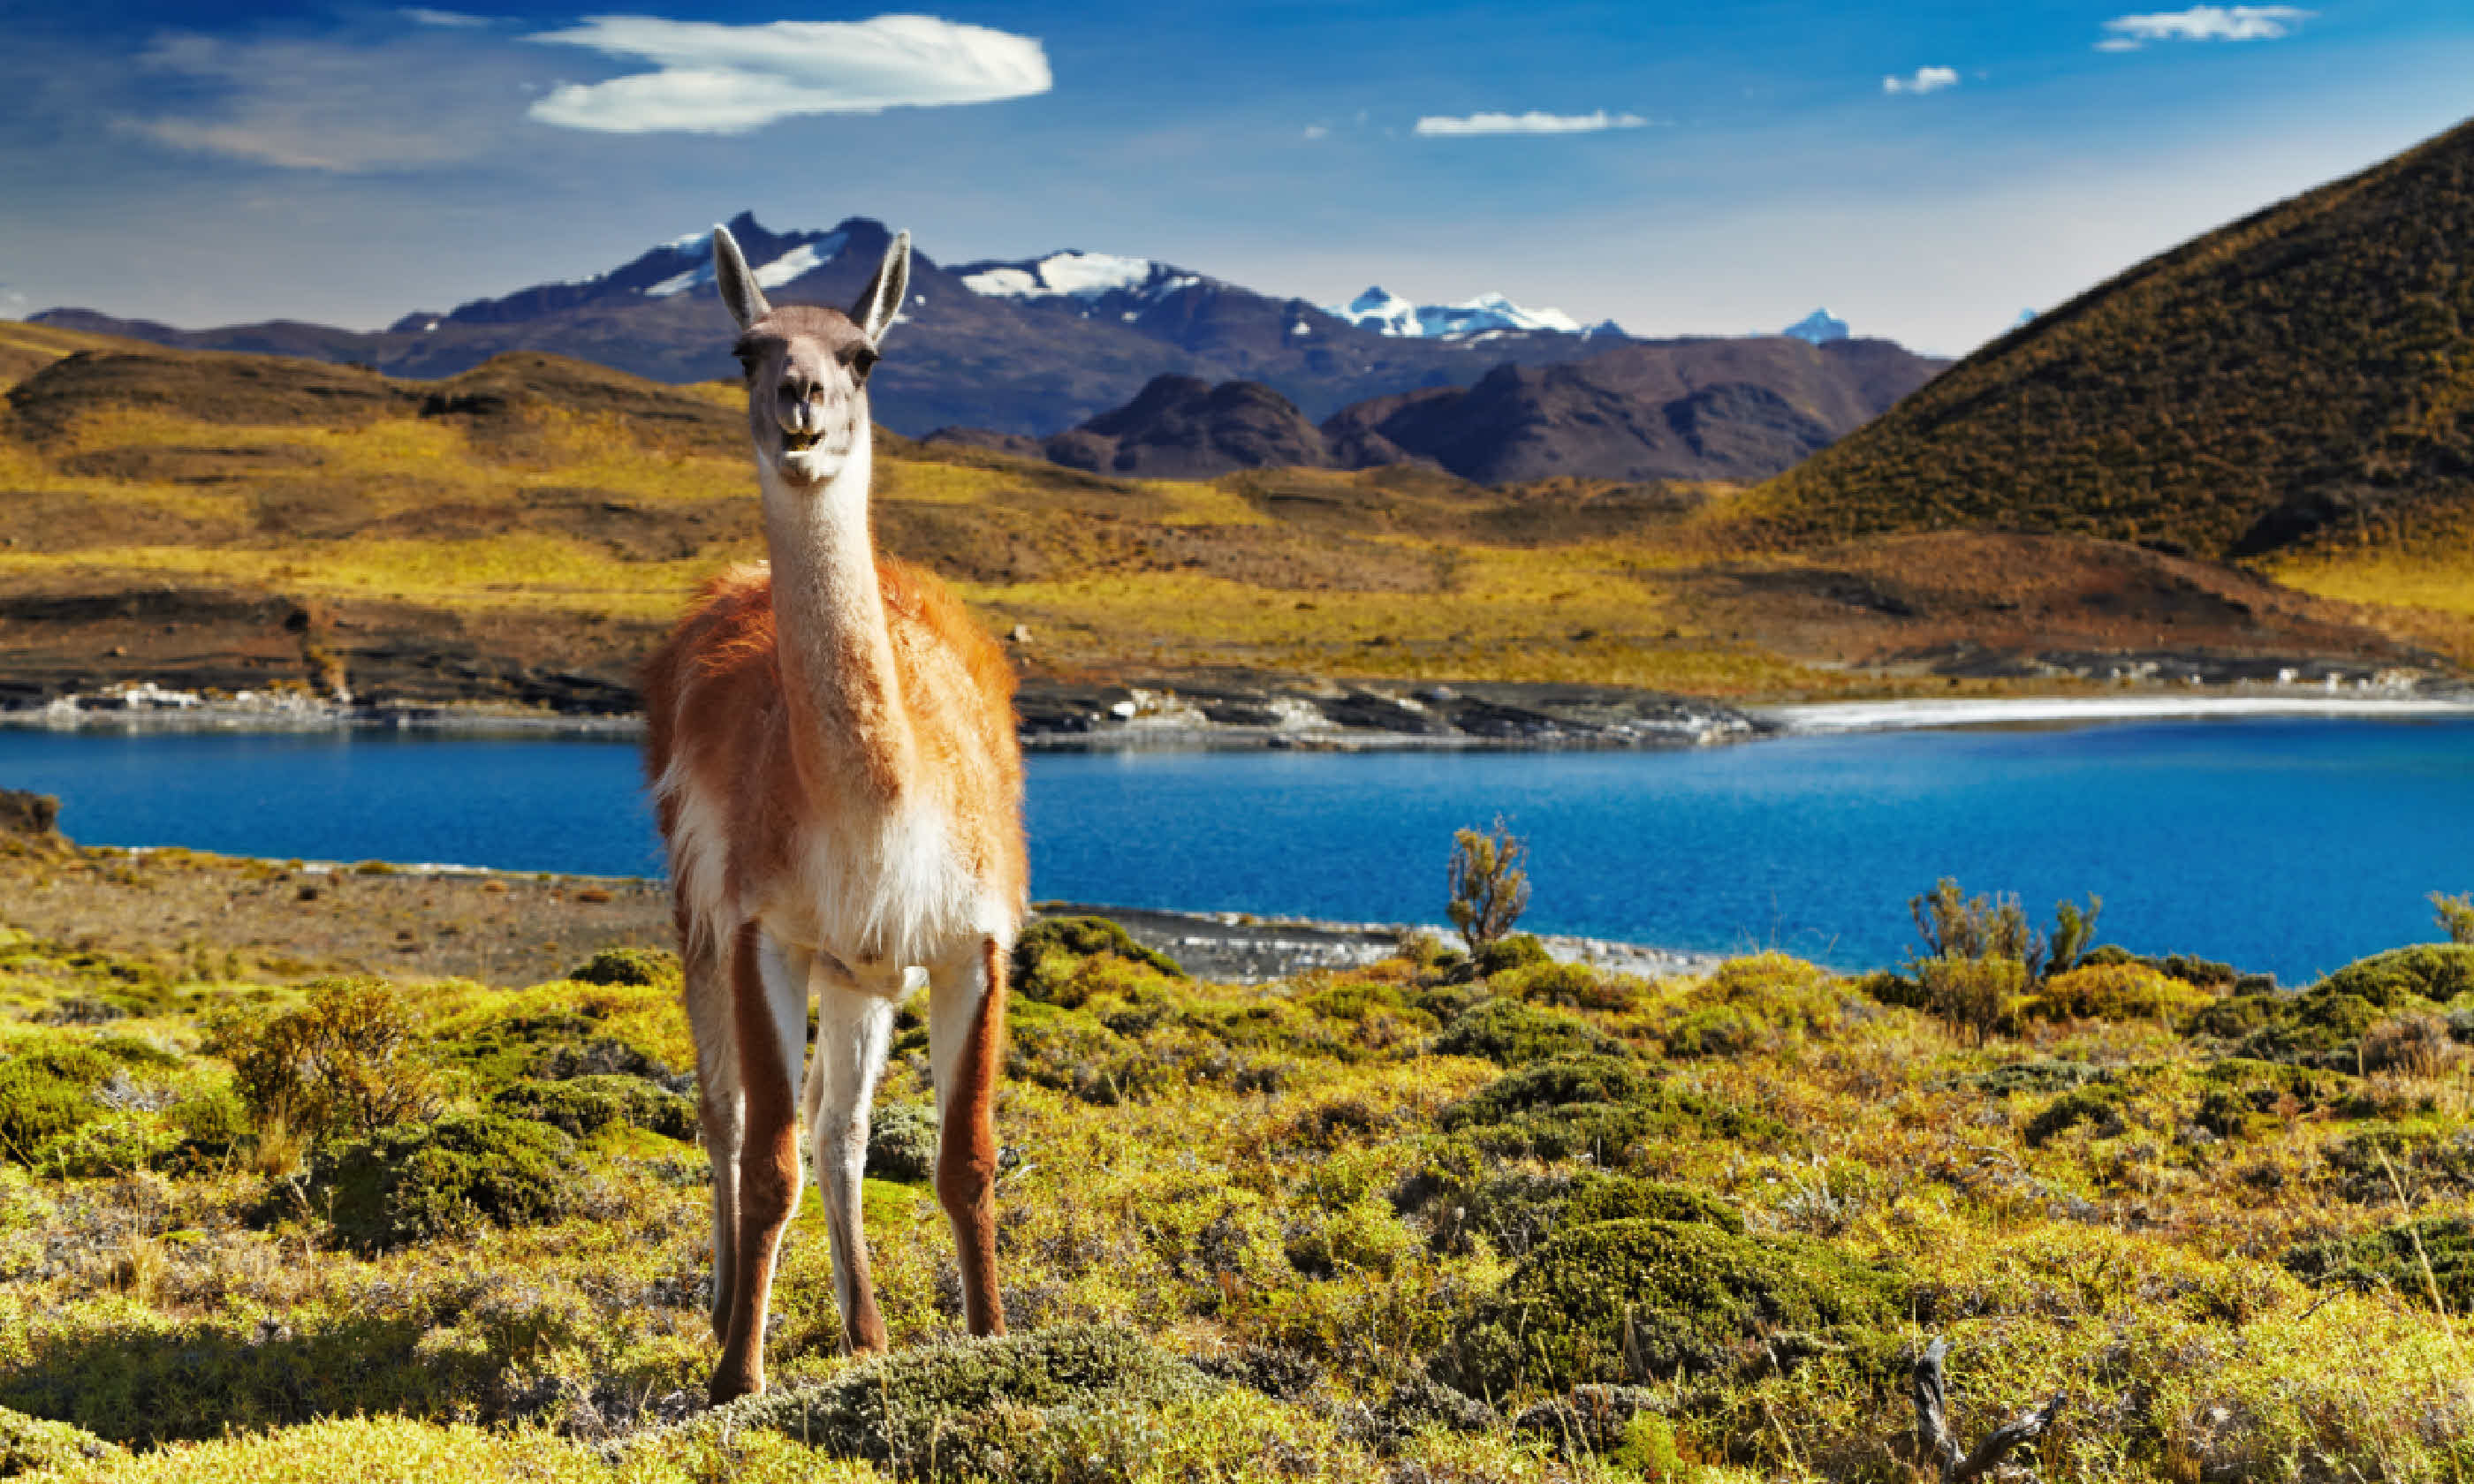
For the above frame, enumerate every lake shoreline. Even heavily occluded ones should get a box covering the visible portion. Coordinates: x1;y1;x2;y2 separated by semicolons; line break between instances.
9;676;2473;747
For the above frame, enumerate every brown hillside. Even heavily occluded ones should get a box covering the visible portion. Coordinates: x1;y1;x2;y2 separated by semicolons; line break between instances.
1758;113;2474;560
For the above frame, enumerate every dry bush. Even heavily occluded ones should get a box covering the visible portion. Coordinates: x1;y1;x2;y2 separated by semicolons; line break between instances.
2432;891;2474;946
1446;818;1530;955
216;979;441;1142
2359;1012;2468;1079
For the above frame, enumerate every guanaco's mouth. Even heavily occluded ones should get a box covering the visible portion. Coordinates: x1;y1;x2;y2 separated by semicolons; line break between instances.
783;429;823;452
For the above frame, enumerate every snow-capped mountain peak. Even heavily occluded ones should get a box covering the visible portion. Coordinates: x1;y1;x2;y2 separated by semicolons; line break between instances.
1782;308;1850;344
1329;284;1585;339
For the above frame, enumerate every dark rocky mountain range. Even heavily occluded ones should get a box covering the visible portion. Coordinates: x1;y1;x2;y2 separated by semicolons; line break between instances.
1764;112;2474;561
34;213;1696;441
930;335;1948;485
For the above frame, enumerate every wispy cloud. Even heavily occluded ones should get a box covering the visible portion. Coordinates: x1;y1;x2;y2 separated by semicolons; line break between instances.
1302;124;1329;140
524;14;1050;134
118;29;526;171
1881;66;1960;96
2098;6;2312;51
399;7;491;26
1413;110;1651;138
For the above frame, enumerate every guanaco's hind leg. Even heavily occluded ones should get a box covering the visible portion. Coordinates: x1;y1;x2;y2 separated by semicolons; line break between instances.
807;963;896;1352
682;920;740;1343
929;935;1009;1336
710;925;812;1403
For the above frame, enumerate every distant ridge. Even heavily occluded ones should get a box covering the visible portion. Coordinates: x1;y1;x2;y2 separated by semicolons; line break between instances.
1760;113;2474;560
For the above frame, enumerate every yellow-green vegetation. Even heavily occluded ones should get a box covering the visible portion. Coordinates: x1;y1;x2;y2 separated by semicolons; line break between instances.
4;890;2474;1482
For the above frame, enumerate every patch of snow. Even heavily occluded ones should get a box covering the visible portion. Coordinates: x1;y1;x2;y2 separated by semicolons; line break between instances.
1326;284;1585;339
645;268;707;299
1031;251;1155;299
751;242;824;289
961;266;1043;298
664;229;712;250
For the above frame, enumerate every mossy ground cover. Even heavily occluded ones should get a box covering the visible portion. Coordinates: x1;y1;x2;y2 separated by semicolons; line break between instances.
1;895;2471;1481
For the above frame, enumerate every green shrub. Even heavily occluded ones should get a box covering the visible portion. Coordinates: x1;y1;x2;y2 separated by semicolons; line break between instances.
2023;1087;2129;1146
564;946;680;988
1474;933;1551;979
1910;878;2041;968
218;979;440;1143
0;1404;123;1474
2431;892;2474;946
1492;958;1635;1010
166;1086;254;1165
1436;1055;1780;1161
1910;955;2028;1037
1419;1169;1742;1257
2188;994;2281;1041
706;1321;1215;1477
1972;1059;2105;1097
2196;1059;2340;1138
488;1074;694;1140
1012;917;1185;1006
867;1100;939;1182
1438;1216;1901;1394
1432;998;1620;1066
1655;953;1848;1057
2285;1216;2474;1312
309;1113;576;1253
2316;944;2474;1009
0;1045;113;1165
2019;962;2216;1025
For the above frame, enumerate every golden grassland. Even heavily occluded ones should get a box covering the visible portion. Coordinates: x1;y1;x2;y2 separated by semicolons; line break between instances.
2;331;2466;701
2;836;2473;1480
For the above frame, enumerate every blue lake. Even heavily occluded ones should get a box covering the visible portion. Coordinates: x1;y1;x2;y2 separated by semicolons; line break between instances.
1;719;2469;985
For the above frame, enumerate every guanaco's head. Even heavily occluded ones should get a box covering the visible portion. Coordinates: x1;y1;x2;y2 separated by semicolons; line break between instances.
711;224;910;487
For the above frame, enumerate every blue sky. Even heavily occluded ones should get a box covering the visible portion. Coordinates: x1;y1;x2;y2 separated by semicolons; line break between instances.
2;2;2469;353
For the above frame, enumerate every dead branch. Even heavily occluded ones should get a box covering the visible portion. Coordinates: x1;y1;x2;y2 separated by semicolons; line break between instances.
1911;1336;2065;1481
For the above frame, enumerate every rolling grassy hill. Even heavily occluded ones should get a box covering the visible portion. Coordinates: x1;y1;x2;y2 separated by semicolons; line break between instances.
0;329;2445;712
1749;113;2474;662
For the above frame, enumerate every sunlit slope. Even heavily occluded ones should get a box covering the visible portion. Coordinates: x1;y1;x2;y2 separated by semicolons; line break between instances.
0;339;2440;706
1753;114;2474;566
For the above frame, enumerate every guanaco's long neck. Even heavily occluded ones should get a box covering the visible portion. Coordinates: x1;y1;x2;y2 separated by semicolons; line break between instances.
758;433;915;803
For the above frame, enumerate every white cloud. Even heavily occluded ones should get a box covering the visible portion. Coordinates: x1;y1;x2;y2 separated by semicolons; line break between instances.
1881;66;1960;95
1302;124;1329;140
1412;110;1651;138
400;7;490;26
524;14;1050;134
2098;6;2312;50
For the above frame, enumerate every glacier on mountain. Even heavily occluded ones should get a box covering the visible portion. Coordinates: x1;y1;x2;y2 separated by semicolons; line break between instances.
959;252;1196;304
1328;285;1584;338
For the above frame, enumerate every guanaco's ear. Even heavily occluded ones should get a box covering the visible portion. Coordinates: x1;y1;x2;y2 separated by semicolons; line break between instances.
712;225;771;331
851;230;911;348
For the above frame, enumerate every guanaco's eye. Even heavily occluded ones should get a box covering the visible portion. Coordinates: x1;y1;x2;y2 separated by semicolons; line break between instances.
848;346;879;380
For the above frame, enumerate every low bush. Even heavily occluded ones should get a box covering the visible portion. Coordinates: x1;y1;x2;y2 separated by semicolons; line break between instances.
866;1100;939;1182
217;979;440;1143
2024;1086;2129;1146
0;1404;123;1474
1473;933;1551;979
563;946;681;988
2316;944;2474;1008
705;1321;1216;1477
0;1043;115;1164
1437;1216;1901;1394
488;1073;695;1140
1011;917;1186;1006
2284;1216;2474;1312
1910;954;2028;1038
1436;1054;1780;1162
1651;953;1849;1057
2019;961;2217;1026
1431;998;1620;1066
308;1113;577;1253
